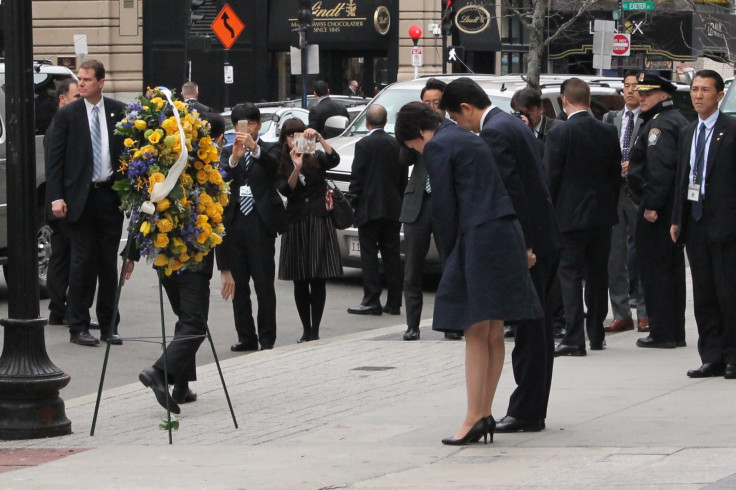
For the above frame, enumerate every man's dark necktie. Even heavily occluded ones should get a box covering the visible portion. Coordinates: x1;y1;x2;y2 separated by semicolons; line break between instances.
691;122;707;222
239;150;254;216
621;111;633;163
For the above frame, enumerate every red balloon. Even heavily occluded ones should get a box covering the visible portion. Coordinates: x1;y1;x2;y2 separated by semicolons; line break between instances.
408;25;422;40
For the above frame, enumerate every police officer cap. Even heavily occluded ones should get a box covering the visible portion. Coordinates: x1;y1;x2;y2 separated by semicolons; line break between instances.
634;73;676;94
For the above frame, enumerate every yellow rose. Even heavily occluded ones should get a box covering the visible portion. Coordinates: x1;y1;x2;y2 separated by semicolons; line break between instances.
210;233;223;245
148;173;166;194
197;147;210;161
215;224;225;235
179;252;190;263
171;237;186;252
210;212;222;224
194;253;204;263
196;169;208;184
208;170;223;185
195;214;209;227
156;198;171;212
140;145;158;156
194;160;203;170
154;233;169;248
148;131;162;144
170;259;183;271
199;193;213;206
124;138;135;148
153;254;169;267
218;193;230;206
161;118;178;135
199;135;212;148
134;120;147;130
156;217;174;233
196;203;206;214
174;100;188;112
150;97;164;110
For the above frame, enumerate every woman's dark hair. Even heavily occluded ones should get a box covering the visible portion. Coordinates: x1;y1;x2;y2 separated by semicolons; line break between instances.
277;117;318;177
395;101;443;146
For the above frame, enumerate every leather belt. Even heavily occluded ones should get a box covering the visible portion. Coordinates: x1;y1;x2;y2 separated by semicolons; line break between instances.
92;179;113;189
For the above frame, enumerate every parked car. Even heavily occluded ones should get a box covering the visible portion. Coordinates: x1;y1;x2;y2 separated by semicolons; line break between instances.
221;96;371;147
721;77;736;116
0;60;77;295
326;74;626;271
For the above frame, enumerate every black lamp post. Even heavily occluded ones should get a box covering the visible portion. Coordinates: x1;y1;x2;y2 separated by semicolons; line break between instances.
297;0;313;108
0;0;71;439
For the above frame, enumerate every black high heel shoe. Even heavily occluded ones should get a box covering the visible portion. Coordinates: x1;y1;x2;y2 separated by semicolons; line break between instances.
442;417;490;445
469;415;496;443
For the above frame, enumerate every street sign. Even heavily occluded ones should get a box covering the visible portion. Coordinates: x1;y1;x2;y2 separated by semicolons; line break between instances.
211;4;244;50
622;1;654;10
224;64;234;84
612;33;631;56
411;47;423;67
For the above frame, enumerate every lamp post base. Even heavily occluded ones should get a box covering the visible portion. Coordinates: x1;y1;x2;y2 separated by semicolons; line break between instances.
0;317;71;440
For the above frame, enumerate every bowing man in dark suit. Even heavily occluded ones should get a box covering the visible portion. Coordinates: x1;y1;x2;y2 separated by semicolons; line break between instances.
671;70;736;379
400;78;455;341
545;78;621;357
348;104;407;315
441;77;561;432
45;59;125;347
308;81;349;137
218;103;288;352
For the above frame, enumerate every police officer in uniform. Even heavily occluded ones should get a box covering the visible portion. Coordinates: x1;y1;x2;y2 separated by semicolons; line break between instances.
627;73;689;349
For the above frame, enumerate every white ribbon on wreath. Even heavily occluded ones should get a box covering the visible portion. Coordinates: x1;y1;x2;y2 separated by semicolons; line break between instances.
140;88;188;215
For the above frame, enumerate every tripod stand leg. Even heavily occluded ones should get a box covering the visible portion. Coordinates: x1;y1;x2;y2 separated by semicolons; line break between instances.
91;236;132;436
205;324;238;428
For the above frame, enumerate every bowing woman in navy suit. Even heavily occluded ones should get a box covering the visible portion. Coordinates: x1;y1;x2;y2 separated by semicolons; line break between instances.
395;102;543;445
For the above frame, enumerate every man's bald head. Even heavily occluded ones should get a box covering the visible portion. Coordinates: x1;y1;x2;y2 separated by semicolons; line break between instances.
366;104;387;129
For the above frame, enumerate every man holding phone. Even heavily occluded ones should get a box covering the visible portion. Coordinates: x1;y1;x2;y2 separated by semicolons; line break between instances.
218;103;287;352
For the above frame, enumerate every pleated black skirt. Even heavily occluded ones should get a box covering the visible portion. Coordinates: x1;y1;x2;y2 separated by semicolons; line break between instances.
278;214;343;281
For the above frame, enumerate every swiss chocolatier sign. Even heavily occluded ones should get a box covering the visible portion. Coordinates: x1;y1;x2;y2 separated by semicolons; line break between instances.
268;0;397;51
453;0;501;51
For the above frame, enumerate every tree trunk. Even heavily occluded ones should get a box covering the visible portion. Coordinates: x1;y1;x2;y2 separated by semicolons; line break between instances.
526;0;548;92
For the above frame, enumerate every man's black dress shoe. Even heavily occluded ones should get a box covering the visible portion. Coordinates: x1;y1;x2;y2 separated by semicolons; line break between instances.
553;327;566;339
444;331;463;340
494;415;545;433
636;335;675;349
403;328;420;341
687;362;724;378
383;305;400;315
139;367;180;414
676;339;687;347
260;344;274;350
724;362;736;379
101;333;123;345
554;344;586;357
230;341;259;352
347;304;382;315
589;340;606;351
70;331;100;346
48;315;66;326
172;386;198;404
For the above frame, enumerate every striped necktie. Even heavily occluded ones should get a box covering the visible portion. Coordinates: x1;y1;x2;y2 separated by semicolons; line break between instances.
91;106;102;181
239;150;254;216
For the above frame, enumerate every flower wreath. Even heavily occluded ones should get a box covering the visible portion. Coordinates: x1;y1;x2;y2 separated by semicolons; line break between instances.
113;87;229;276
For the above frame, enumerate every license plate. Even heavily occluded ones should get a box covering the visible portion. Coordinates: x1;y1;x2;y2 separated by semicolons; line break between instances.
349;237;361;257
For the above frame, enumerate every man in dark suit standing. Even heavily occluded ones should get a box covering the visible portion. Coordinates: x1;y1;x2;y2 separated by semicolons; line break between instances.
45;59;125;346
400;78;458;340
603;70;649;335
348;104;407;315
343;80;359;97
545;78;621;357
218;103;287;351
511;87;557;144
627;73;688;350
181;81;214;114
308;80;349;137
671;70;736;378
44;78;80;327
441;77;561;432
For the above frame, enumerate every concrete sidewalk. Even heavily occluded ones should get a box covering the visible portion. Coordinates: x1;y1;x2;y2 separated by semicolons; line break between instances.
1;310;736;489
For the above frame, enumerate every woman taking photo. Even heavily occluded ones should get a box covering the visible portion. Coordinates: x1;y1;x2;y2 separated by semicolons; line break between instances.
276;118;343;343
395;102;542;445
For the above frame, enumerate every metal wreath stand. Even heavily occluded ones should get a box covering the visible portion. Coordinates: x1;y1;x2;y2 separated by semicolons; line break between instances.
89;233;238;443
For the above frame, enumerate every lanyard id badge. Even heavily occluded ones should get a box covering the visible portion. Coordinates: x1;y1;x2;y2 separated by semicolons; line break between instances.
240;185;253;198
687;184;701;202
